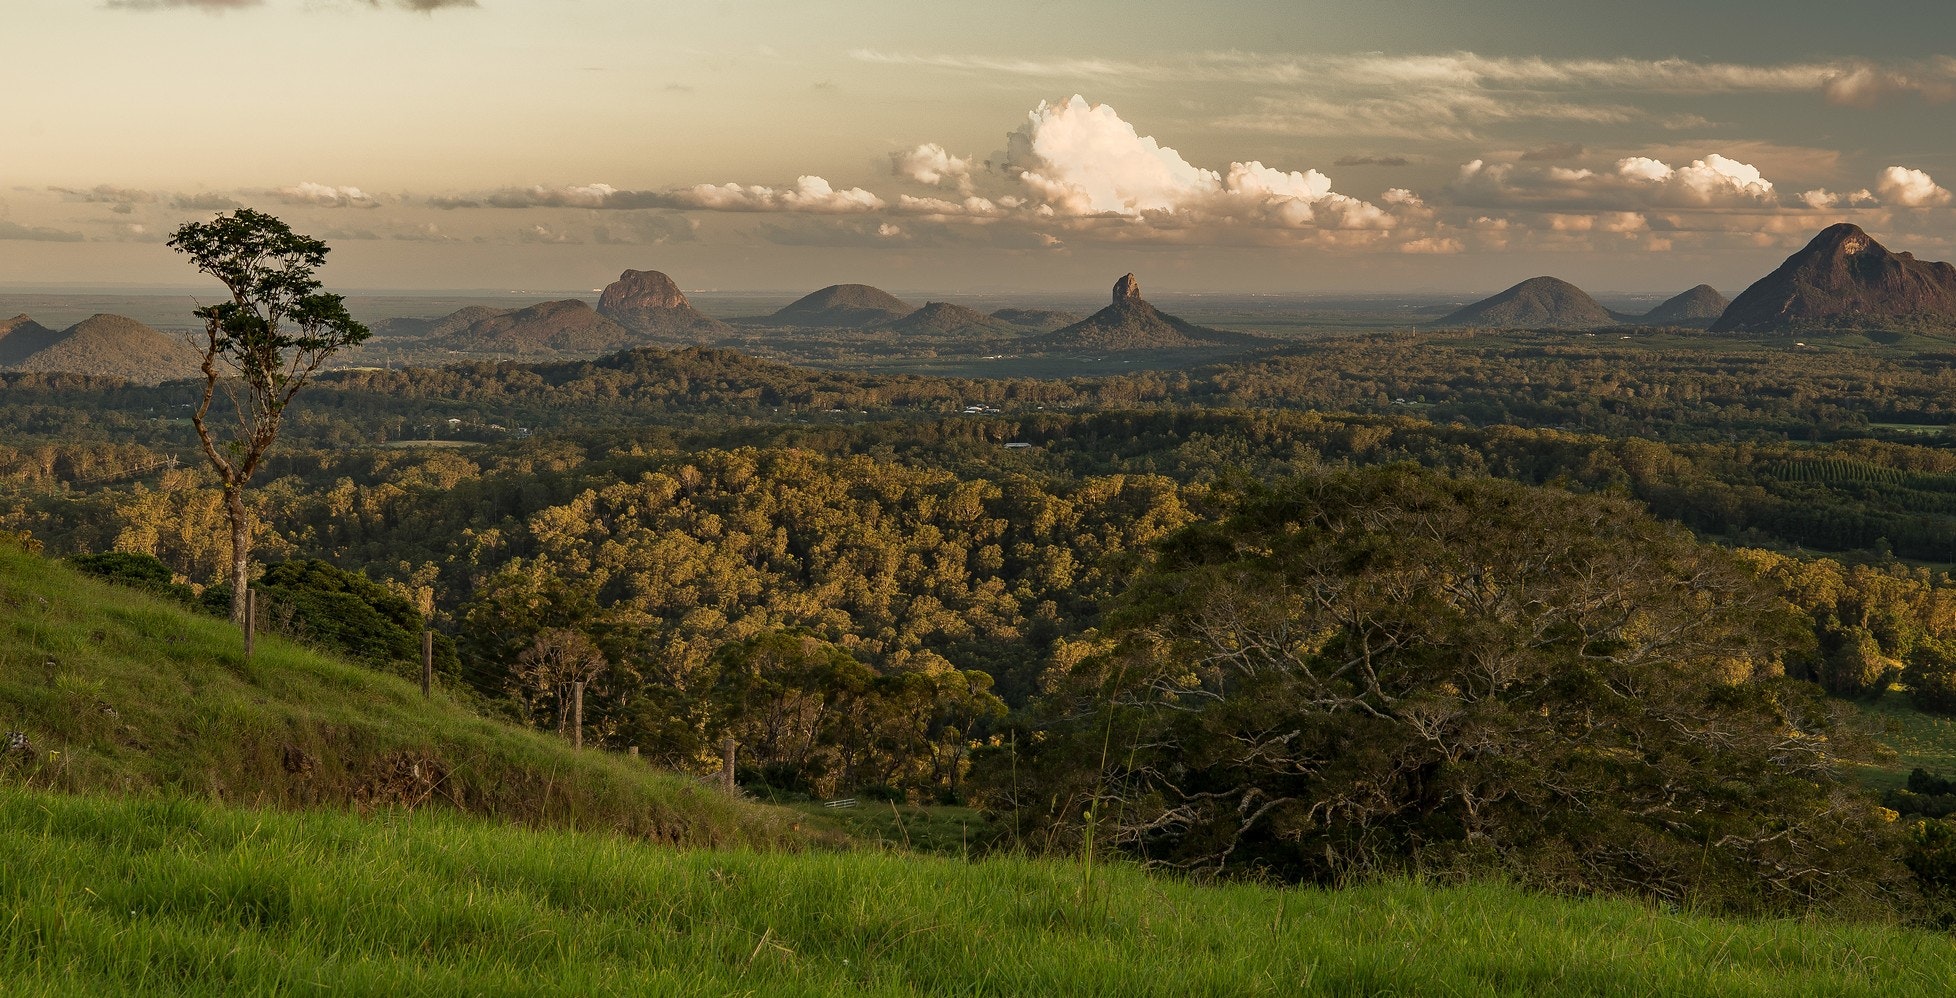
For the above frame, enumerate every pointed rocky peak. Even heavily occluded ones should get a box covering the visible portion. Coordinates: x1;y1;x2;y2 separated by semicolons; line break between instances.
1113;273;1141;304
1712;223;1956;333
1808;222;1876;258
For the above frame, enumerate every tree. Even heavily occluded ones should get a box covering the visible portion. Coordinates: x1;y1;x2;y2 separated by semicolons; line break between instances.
999;468;1903;915
167;209;370;622
511;628;608;738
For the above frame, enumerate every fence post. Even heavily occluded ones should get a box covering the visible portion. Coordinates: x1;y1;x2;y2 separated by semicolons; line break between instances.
572;680;585;751
243;587;256;659
421;630;434;699
628;746;639;759
721;737;737;795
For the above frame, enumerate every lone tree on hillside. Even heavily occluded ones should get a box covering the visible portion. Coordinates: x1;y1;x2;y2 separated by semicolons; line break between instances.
168;209;369;623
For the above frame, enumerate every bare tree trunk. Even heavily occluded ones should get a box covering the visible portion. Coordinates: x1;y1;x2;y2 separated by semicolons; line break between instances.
224;484;251;624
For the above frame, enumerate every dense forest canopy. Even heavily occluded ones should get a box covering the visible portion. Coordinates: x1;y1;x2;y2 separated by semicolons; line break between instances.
11;326;1956;915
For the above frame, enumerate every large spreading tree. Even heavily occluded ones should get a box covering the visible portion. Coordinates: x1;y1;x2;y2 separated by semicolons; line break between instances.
995;467;1906;915
168;209;369;622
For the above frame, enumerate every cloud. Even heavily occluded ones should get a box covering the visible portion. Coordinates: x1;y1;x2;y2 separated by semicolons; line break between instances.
1615;154;1775;205
1821;59;1956;107
1000;95;1393;230
1795;188;1878;210
892;143;975;191
1875;166;1953;208
173;193;246;211
432;177;883;214
274;182;380;208
49;184;156;205
593;214;699;245
662;176;884;213
853;50;1956;141
1519;142;1585;162
0;220;86;242
1333;155;1410;167
1450;152;1778;210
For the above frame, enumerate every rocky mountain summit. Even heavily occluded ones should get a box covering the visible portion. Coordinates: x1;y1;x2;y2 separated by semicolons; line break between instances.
1711;223;1956;333
596;269;727;339
1036;274;1262;352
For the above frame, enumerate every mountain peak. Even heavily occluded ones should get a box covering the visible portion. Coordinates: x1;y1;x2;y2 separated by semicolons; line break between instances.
1711;224;1956;333
1113;273;1141;304
768;284;914;328
1438;276;1615;329
596;269;725;340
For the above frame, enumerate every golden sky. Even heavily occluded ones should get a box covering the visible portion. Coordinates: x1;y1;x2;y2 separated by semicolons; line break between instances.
6;0;1956;293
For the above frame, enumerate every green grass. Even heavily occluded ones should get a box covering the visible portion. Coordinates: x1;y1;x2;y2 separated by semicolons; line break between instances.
4;786;1953;997
1854;689;1956;792
0;542;800;848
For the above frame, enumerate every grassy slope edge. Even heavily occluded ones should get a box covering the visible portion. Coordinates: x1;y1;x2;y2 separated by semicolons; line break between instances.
0;542;799;848
4;787;1952;996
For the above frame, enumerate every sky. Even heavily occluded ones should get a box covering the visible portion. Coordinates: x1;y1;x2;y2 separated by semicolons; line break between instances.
5;0;1956;295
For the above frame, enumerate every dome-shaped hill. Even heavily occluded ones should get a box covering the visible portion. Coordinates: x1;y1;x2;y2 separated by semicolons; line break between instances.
1438;277;1617;329
768;284;914;328
2;314;203;383
440;300;638;355
877;302;1015;336
1712;223;1956;333
0;314;62;366
990;307;1084;331
371;306;505;340
1640;285;1729;327
1033;274;1263;352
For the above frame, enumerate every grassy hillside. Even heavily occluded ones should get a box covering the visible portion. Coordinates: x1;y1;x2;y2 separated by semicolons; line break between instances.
4;787;1952;996
0;541;798;847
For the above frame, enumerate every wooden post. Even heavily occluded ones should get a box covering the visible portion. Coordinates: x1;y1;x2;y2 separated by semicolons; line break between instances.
572;680;585;751
628;746;639;759
721;737;737;795
243;587;256;659
421;630;434;699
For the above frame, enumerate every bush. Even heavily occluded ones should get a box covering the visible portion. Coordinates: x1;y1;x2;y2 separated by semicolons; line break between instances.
251;560;459;677
1904;642;1956;714
68;551;193;604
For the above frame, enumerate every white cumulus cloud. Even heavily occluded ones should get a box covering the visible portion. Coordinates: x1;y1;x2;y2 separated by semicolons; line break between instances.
1000;95;1394;230
891;143;975;192
1875;166;1953;207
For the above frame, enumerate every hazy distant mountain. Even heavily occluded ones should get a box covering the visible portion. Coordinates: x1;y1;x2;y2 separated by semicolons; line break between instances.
1034;274;1263;352
596;269;728;339
441;300;640;355
1711;223;1956;333
1437;276;1618;329
768;284;915;328
876;302;1016;337
370;306;505;340
1638;285;1729;327
0;314;62;367
990;307;1084;331
0;313;201;383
